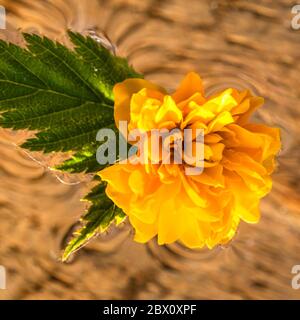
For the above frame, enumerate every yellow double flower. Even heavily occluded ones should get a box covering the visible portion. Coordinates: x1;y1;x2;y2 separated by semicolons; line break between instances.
99;72;281;249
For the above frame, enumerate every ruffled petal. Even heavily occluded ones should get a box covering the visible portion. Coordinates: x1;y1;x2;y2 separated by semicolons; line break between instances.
114;78;166;129
172;72;204;103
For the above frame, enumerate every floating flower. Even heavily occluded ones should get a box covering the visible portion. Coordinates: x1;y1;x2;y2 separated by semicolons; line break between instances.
99;72;281;249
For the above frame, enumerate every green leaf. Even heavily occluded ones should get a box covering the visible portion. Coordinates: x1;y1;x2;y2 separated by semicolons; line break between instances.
0;31;141;260
0;32;137;258
55;125;130;174
0;31;141;167
20;110;115;152
68;31;142;100
55;145;102;174
62;181;126;262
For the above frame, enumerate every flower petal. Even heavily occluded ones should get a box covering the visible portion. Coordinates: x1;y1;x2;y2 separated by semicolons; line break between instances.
114;78;166;128
172;72;204;103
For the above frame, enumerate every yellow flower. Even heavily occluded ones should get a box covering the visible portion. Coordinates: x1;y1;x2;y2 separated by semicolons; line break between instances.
99;72;281;249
